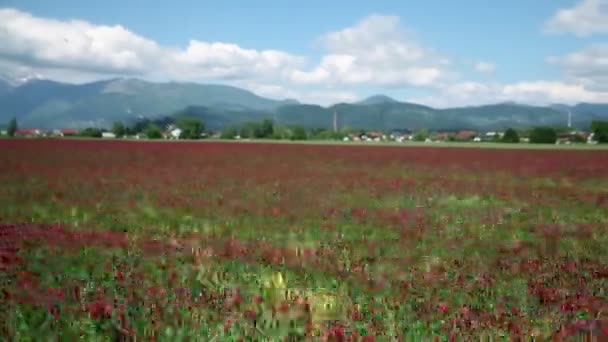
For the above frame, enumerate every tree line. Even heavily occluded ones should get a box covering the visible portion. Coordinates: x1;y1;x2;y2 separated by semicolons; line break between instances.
3;116;608;144
220;118;311;140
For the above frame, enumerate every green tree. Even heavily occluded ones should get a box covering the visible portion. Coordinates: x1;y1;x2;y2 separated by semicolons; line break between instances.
177;117;205;140
145;124;163;139
572;133;586;143
220;126;238;139
311;128;345;140
239;122;262;139
79;127;102;138
271;125;289;140
112;122;126;138
261;118;274;138
125;126;136;136
501;128;520;143
591;120;608;143
7;117;17;137
529;127;557;144
290;125;307;140
413;129;429;142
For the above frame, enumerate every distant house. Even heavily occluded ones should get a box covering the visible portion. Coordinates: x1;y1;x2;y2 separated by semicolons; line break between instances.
0;130;7;136
456;130;477;141
57;128;79;137
102;132;116;139
15;128;41;137
482;131;502;142
434;132;450;141
366;132;384;141
557;131;589;144
170;128;182;139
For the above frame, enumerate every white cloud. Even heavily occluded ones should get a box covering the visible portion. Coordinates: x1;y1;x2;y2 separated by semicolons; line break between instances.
289;15;448;87
409;80;608;108
502;81;608;103
0;8;161;75
474;61;496;74
548;44;608;91
167;41;304;81
0;8;304;85
545;0;608;36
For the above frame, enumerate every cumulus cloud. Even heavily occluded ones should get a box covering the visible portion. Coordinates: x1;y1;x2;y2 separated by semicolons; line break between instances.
474;62;496;74
0;8;304;84
545;0;608;36
0;8;161;76
289;15;447;87
409;80;608;108
548;44;608;91
167;41;304;81
502;81;608;103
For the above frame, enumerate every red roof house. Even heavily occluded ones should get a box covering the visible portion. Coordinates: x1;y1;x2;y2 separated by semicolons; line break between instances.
434;132;450;141
15;128;40;137
60;129;79;136
455;130;477;141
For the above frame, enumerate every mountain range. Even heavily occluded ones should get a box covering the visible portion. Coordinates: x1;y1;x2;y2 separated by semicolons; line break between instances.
1;77;607;132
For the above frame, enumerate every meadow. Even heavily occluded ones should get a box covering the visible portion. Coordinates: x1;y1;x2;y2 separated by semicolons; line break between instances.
1;138;608;341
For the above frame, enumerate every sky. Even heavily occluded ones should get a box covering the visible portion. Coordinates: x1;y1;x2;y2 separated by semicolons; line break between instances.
0;0;607;107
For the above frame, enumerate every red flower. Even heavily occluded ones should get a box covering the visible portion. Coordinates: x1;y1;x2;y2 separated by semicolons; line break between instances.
87;301;112;320
48;305;60;321
560;303;575;312
332;328;345;341
511;306;520;315
511;325;521;335
223;318;233;334
438;303;449;313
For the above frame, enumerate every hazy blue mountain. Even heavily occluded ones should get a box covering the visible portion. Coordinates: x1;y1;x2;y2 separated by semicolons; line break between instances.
0;78;291;128
357;95;399;105
571;103;608;119
1;77;607;131
437;103;570;130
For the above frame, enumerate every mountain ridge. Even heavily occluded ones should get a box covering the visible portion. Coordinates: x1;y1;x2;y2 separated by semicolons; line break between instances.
1;77;607;131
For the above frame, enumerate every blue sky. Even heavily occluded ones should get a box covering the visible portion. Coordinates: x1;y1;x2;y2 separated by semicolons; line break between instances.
0;0;607;106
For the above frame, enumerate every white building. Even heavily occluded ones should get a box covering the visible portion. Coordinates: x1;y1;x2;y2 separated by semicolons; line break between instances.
170;128;182;140
102;132;116;139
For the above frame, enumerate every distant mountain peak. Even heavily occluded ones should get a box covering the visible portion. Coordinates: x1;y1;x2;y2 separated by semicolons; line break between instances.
281;98;300;105
358;95;398;105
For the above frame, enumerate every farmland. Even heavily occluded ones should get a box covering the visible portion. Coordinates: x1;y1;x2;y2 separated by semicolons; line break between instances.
1;138;608;340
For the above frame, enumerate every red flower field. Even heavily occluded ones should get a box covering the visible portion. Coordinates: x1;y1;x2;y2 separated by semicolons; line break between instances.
1;138;608;340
